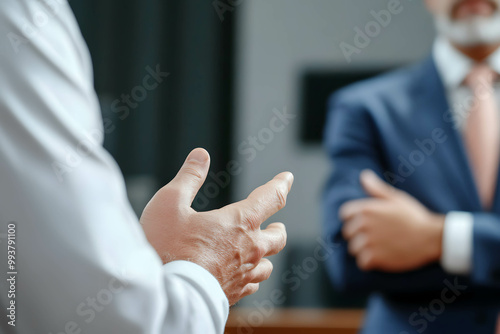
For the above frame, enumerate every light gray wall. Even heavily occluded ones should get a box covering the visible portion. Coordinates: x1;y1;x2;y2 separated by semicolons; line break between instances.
232;0;436;306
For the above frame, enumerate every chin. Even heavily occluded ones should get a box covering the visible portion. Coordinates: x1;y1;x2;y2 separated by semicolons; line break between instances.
435;12;500;46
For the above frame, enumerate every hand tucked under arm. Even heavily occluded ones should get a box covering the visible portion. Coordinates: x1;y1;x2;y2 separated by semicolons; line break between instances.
340;170;445;273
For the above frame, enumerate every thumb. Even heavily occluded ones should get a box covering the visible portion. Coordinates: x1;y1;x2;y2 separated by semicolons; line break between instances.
170;148;210;206
360;169;395;199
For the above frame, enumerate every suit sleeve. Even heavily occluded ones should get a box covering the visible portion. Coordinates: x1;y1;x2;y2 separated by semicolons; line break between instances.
470;213;500;287
322;90;463;295
0;1;228;333
442;211;500;287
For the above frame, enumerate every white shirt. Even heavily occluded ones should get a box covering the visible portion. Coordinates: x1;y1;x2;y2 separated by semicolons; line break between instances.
434;37;500;275
0;1;228;333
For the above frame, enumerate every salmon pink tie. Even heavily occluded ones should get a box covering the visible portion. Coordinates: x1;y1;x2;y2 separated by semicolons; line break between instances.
463;63;500;210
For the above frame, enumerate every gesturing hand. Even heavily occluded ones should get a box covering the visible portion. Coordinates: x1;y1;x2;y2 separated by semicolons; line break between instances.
140;148;293;305
340;170;444;273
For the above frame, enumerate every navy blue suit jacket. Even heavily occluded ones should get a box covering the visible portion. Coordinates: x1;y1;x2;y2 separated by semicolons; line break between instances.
323;56;500;334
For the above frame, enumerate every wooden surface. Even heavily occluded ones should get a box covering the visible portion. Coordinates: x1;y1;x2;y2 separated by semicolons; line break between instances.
225;308;364;334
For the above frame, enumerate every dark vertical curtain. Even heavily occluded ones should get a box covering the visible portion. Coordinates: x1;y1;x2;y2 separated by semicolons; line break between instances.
71;0;235;211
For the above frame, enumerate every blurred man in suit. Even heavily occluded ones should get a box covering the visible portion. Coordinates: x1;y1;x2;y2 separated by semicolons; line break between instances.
324;0;500;333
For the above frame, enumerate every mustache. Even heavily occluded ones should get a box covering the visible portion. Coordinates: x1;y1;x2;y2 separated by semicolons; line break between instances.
452;0;499;13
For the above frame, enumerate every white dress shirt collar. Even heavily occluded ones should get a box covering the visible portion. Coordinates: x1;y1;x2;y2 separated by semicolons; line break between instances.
433;37;500;89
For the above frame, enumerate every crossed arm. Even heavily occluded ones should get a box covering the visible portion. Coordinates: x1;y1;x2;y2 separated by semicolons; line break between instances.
323;94;500;295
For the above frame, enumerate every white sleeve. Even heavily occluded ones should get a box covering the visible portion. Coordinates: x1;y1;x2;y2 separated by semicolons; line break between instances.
440;211;474;275
0;1;228;333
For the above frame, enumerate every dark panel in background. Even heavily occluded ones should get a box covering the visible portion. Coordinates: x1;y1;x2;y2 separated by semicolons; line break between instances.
70;0;235;211
157;0;236;211
300;69;393;144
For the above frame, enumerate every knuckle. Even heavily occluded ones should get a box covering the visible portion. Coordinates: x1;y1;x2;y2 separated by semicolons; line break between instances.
231;207;245;227
182;165;204;182
253;242;266;261
274;186;287;210
246;238;266;264
242;207;261;229
241;271;255;285
233;221;248;236
231;206;256;230
240;271;252;285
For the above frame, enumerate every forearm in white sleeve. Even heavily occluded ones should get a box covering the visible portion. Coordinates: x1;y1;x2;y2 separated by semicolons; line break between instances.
440;211;474;275
0;1;228;333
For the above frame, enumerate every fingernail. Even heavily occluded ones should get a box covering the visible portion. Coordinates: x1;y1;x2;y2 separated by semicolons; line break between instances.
188;149;209;163
284;172;294;188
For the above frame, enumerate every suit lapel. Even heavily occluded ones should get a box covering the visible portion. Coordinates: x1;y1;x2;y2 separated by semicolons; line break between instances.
491;173;500;213
413;56;482;211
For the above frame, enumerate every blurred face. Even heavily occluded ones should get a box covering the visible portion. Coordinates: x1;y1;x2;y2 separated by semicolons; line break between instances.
425;0;500;46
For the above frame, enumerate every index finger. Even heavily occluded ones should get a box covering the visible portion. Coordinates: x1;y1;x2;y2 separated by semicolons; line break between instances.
225;172;294;229
339;198;375;222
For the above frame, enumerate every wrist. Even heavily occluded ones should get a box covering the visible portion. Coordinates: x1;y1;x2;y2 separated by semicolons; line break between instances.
423;213;445;263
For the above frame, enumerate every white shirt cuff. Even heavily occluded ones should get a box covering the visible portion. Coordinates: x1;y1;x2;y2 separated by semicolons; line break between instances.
440;211;474;274
163;260;229;318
